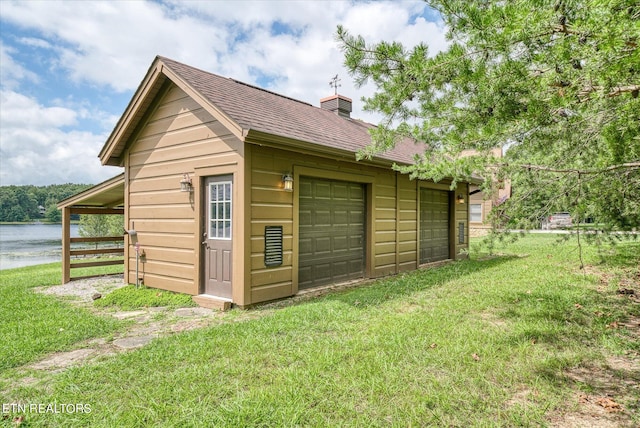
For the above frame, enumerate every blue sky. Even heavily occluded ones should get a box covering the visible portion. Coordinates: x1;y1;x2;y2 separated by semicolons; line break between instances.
0;0;446;185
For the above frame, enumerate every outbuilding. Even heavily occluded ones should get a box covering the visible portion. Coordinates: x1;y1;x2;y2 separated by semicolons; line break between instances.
89;56;470;309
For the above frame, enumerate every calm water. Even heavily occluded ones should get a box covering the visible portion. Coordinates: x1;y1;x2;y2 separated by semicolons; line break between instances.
0;224;79;270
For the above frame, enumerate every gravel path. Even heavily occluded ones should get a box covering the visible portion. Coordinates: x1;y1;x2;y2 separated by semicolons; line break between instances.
35;275;127;303
24;275;221;372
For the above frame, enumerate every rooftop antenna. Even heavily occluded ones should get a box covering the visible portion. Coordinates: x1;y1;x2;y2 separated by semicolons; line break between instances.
329;74;341;95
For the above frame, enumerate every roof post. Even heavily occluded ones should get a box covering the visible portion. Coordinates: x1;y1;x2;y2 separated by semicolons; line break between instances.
62;207;71;284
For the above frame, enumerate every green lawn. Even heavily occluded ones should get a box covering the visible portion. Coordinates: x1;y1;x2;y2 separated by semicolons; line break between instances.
1;235;638;427
93;284;196;310
0;263;123;371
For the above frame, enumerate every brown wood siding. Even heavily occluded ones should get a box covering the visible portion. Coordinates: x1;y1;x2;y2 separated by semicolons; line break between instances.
373;176;397;277
248;145;432;304
250;146;380;303
126;84;242;295
398;175;418;272
248;150;294;303
247;144;471;305
454;182;469;257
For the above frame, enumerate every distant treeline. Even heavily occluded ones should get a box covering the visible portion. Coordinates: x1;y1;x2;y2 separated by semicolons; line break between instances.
0;184;92;222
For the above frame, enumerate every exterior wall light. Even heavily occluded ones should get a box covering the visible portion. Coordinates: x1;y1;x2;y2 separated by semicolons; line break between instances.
282;174;293;192
457;194;466;204
180;173;193;192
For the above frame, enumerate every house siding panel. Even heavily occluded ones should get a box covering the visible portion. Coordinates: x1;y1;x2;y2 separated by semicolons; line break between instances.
251;253;293;270
129;135;237;167
128;219;194;234
129;152;238;180
248;147;428;297
138;247;194;265
136;273;194;294
251;146;405;303
454;182;470;256
249;151;294;302
125;84;242;294
398;175;418;272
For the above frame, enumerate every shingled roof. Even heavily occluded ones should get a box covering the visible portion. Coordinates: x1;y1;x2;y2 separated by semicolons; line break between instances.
100;56;425;166
157;56;423;165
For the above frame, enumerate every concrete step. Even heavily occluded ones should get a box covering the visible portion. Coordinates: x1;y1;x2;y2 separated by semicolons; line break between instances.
192;294;232;311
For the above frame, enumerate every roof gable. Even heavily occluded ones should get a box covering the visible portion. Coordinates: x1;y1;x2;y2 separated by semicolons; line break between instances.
99;56;424;167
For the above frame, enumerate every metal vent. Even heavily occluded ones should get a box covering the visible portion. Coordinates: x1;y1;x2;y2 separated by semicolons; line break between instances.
264;226;283;267
459;222;465;244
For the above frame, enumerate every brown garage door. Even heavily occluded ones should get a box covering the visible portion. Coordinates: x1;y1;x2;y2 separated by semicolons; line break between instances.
299;177;365;289
420;188;450;264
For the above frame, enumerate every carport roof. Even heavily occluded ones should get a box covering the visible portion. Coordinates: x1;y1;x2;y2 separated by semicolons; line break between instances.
57;173;124;209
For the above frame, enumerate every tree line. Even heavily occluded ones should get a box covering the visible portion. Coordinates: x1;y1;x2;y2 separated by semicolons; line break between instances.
0;184;92;222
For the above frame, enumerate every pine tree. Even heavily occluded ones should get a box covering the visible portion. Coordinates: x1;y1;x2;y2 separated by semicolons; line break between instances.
338;0;639;232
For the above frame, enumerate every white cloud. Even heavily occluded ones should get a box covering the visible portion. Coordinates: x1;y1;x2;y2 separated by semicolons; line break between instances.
1;91;77;129
17;36;53;49
0;0;447;185
0;43;39;89
2;1;219;91
399;17;448;57
1;0;443;95
0;90;121;185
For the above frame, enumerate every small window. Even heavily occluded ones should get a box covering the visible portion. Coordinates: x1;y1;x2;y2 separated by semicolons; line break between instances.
208;181;232;239
470;204;482;222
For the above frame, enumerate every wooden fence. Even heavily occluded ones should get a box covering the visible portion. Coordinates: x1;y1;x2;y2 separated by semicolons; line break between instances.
68;236;124;280
61;206;125;283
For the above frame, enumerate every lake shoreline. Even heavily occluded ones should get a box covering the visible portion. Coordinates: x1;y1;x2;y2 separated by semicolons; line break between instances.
0;221;79;225
0;224;80;270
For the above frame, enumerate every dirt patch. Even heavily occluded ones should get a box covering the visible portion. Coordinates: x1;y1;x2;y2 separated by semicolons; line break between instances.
616;314;640;340
547;389;636;428
112;335;155;349
546;264;640;427
505;388;538;409
29;349;96;371
547;406;626;428
477;310;509;328
546;341;640;427
35;275;127;303
583;263;640;303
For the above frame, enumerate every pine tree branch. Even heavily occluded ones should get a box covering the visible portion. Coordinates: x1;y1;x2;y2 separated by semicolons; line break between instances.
578;84;640;99
511;162;640;175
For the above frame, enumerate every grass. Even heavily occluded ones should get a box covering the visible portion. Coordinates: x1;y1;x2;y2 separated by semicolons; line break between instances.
94;284;196;310
1;235;639;427
0;263;123;371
